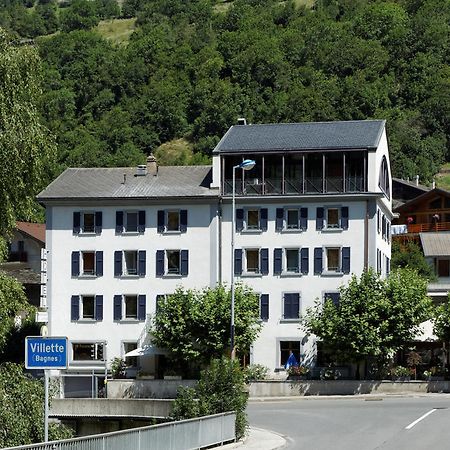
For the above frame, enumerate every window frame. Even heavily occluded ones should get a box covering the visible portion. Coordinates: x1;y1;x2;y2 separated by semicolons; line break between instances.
283;247;301;275
71;342;105;363
81;251;96;276
245;208;261;231
278;340;301;368
81;212;96;234
243;247;261;275
123;250;138;276
80;295;95;320
166;210;181;232
124;294;139;320
323;246;342;274
325;207;341;229
323;291;340;307
286;209;300;230
123;341;138;369
124;211;139;233
166;249;181;275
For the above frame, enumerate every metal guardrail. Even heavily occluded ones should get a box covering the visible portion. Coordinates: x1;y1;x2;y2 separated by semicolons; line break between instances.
2;412;236;450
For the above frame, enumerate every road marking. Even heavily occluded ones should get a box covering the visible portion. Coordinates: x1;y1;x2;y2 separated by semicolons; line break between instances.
405;409;437;430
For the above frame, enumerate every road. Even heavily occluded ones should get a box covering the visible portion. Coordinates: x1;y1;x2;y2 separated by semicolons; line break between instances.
247;395;450;449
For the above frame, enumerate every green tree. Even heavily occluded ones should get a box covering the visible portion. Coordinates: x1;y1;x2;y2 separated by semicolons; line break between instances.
172;357;248;439
0;363;73;447
302;268;432;378
0;29;56;256
151;284;261;369
433;297;450;370
391;240;435;279
60;0;100;32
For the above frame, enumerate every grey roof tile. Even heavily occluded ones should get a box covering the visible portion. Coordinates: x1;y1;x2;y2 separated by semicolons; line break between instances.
213;120;385;153
38;166;216;201
420;232;450;257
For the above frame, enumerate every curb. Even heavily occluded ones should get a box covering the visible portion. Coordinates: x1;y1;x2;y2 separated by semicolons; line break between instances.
220;427;287;450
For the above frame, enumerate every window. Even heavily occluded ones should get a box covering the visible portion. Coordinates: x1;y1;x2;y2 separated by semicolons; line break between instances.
116;210;145;233
245;249;260;273
81;296;95;319
73;211;102;234
236;208;267;232
276;207;307;231
72;342;105;362
379;156;390;199
316;207;348;230
114;295;146;321
72;251;103;277
123;342;138;368
114;250;145;277
326;248;340;272
234;248;268;276
81;252;95;275
156;250;188;276
157;210;187;233
124;295;138;319
280;341;300;367
315;246;350;275
324;292;340;307
260;294;269;321
124;251;138;275
437;259;450;277
71;295;103;321
286;249;300;273
283;293;300;319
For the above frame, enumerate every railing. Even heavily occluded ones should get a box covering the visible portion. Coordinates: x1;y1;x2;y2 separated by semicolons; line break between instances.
223;176;365;195
3;412;236;450
407;222;450;233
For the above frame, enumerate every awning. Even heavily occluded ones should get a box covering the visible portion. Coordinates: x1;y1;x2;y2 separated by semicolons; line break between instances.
124;345;169;357
420;232;450;257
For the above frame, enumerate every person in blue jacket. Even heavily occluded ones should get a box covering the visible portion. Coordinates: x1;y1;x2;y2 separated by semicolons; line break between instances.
285;350;298;369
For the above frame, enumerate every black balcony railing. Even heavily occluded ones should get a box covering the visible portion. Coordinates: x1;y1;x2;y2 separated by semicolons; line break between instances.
223;176;365;195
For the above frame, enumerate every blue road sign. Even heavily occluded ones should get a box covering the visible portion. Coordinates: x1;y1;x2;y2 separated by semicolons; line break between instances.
25;336;68;369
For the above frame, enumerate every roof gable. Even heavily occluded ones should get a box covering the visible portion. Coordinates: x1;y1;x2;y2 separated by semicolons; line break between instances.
394;188;450;213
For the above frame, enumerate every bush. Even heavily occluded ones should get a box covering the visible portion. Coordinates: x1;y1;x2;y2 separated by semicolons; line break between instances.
172;357;248;440
110;357;126;379
243;364;269;383
390;365;412;378
287;365;309;377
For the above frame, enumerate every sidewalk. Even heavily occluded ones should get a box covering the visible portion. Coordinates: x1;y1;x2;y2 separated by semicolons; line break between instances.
222;427;287;450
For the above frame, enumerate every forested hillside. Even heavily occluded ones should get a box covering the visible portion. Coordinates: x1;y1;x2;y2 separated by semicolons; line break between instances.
2;0;449;182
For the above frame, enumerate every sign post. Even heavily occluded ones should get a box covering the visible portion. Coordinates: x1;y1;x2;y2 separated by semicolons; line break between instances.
25;336;68;442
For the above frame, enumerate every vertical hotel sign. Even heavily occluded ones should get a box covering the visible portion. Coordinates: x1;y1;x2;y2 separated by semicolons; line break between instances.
40;248;47;308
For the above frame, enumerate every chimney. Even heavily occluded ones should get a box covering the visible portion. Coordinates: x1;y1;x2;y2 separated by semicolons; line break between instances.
237;118;247;126
136;165;147;176
147;153;158;176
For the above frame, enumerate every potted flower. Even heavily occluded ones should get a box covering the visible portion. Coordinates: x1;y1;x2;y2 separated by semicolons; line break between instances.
390;365;412;381
287;365;310;379
424;366;447;381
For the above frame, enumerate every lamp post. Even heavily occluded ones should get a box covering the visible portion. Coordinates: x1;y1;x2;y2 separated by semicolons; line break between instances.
231;159;256;360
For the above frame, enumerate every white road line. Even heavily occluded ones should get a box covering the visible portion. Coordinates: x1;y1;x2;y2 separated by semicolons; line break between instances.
405;409;437;430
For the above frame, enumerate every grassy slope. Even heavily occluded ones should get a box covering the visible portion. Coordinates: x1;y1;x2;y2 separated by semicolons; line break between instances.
435;163;450;190
95;18;136;44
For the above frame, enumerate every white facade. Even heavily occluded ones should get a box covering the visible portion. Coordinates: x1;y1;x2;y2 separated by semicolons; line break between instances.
40;120;393;377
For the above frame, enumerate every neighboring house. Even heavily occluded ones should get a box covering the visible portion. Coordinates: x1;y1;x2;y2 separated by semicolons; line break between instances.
0;222;45;307
37;120;392;389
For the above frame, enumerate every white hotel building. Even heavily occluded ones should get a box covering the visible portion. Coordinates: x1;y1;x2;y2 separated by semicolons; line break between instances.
38;120;392;387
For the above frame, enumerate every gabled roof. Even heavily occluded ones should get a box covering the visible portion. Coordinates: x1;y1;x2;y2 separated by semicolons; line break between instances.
16;222;45;244
213;120;385;154
420;232;450;257
37;166;216;202
394;188;450;213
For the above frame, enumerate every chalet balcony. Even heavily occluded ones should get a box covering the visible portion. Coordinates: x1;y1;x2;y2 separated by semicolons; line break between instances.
223;176;365;196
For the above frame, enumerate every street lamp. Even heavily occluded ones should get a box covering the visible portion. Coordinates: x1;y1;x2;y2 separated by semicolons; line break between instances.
231;159;256;360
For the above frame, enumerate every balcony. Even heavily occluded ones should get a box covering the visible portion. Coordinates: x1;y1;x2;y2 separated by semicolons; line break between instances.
407;222;450;233
223;176;365;196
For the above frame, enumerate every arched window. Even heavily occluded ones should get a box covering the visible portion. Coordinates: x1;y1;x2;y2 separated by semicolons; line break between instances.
378;156;390;199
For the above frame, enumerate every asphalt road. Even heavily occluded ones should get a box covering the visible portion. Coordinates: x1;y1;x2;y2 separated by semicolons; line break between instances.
247;395;450;449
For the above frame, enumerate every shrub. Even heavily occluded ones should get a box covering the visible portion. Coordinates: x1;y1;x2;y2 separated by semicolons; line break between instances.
390;365;412;378
287;365;309;377
243;364;269;383
110;357;126;379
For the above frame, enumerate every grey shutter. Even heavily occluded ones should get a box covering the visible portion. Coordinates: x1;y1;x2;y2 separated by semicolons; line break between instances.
300;208;308;230
284;293;299;319
156;250;165;276
181;250;189;276
73;212;81;234
260;248;269;275
180;210;188;232
260;208;268;231
260;294;269;320
71;251;80;277
300;248;309;274
95;251;103;276
314;248;323;274
157;210;165;233
113;295;122;321
342;247;350;274
95;211;102;234
274;248;282;275
234;249;242;275
138;250;146;276
95;295;103;321
71;295;80;321
341;207;349;230
325;293;340;307
236;208;244;231
116;211;124;233
316;207;324;230
114;251;122;277
138;210;146;233
275;208;284;231
138;295;146;321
